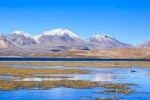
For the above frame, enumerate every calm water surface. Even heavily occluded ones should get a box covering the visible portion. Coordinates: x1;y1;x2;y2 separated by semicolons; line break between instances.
0;64;150;100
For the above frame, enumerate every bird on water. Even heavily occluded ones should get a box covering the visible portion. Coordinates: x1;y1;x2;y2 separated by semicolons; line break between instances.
131;70;136;73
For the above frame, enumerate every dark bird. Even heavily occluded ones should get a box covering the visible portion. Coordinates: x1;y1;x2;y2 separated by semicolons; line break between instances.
131;70;136;73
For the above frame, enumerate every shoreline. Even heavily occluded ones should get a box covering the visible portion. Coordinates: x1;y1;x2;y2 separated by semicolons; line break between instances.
0;57;150;62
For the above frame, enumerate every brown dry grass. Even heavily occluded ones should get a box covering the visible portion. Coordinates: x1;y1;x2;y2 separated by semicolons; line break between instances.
96;96;120;100
0;80;99;90
26;47;150;58
0;66;88;77
103;89;134;94
1;61;150;67
99;83;135;89
0;80;135;90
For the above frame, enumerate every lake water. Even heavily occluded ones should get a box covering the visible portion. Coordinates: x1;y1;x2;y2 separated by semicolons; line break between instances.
0;64;150;100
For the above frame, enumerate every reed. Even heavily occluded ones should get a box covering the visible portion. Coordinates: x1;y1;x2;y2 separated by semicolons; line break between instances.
103;89;134;94
96;96;120;100
0;66;88;77
0;80;136;91
99;83;136;89
1;61;150;67
0;80;99;90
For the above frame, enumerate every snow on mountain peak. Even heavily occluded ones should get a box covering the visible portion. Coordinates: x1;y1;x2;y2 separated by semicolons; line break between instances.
10;30;32;37
13;30;24;34
42;28;79;38
34;28;80;43
88;33;116;43
90;33;113;41
93;33;112;38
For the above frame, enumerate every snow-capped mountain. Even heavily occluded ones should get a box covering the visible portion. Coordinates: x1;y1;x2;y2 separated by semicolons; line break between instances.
137;40;150;48
29;28;91;51
34;29;83;43
0;29;133;51
88;33;132;48
0;33;16;48
8;31;37;46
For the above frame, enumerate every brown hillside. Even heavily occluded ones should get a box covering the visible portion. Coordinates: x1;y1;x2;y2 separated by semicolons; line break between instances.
26;47;150;59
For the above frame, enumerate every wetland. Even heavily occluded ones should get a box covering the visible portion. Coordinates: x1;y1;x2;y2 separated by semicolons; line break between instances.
0;61;150;100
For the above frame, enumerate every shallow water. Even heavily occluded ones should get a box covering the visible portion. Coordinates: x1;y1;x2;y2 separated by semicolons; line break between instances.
6;64;67;69
0;64;150;100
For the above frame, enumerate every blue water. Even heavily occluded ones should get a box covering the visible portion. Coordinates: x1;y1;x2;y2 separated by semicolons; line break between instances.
0;87;150;100
0;64;150;100
0;57;150;61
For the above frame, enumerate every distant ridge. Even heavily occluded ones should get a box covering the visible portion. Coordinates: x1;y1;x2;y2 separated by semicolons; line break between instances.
88;33;132;48
33;28;84;43
0;33;16;48
137;40;150;48
0;28;142;56
8;31;37;46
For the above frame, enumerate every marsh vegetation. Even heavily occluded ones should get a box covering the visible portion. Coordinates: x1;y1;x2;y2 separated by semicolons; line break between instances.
0;80;135;93
0;61;150;99
0;66;88;77
1;61;150;67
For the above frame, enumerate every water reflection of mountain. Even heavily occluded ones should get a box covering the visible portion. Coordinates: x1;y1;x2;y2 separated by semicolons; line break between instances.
71;73;114;82
18;73;114;82
89;73;114;82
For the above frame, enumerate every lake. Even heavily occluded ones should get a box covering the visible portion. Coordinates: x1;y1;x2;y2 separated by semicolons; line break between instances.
0;57;150;61
0;62;150;100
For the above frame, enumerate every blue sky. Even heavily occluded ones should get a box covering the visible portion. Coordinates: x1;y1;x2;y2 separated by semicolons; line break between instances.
0;0;150;45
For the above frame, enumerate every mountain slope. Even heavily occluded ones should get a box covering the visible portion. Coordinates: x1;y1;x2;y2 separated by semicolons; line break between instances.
8;31;37;46
88;34;132;48
26;28;90;51
0;29;140;54
34;29;83;43
25;48;150;59
137;40;150;48
0;33;16;48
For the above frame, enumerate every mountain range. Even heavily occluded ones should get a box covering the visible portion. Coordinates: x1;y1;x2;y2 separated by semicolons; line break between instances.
0;28;150;56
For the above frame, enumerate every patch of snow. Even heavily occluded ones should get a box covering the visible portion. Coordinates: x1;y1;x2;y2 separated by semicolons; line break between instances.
93;33;112;38
33;34;42;43
42;28;79;38
10;31;32;38
33;28;81;43
90;33;113;41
